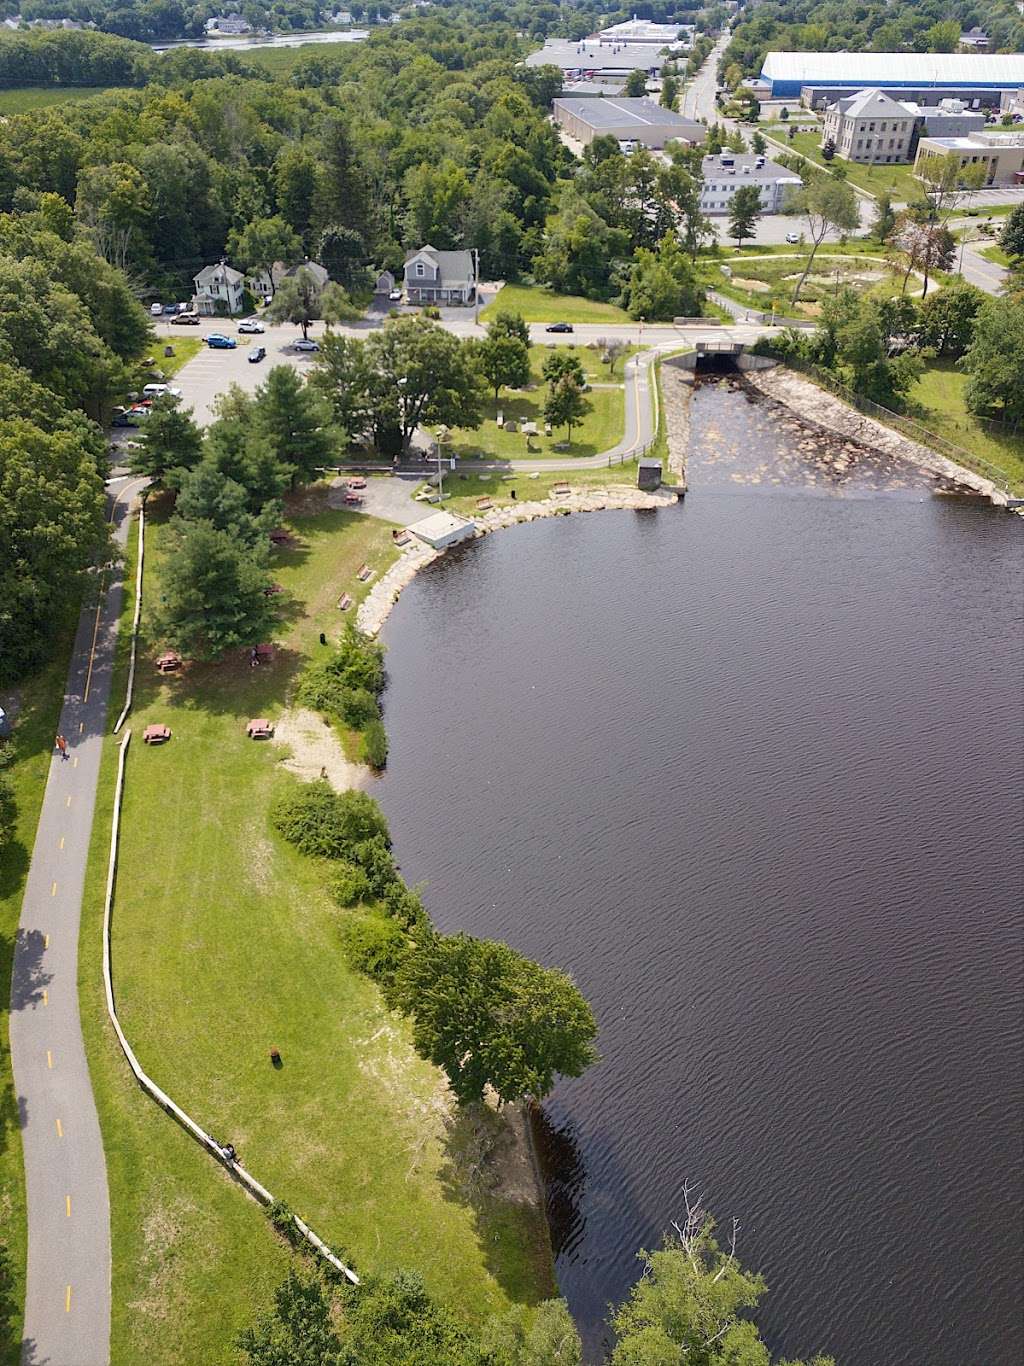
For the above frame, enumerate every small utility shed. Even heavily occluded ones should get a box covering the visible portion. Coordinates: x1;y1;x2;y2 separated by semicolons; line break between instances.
408;511;478;549
637;457;662;490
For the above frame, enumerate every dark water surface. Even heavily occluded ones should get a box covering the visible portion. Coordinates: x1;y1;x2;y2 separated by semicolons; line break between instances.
374;382;1023;1364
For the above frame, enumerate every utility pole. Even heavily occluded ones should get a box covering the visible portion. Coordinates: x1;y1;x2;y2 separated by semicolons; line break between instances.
473;247;480;327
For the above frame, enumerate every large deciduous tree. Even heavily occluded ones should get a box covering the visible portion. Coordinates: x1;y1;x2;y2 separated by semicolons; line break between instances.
385;932;597;1106
227;215;302;296
961;296;1024;426
727;183;763;247
790;176;860;303
475;333;531;402
265;266;356;338
620;234;704;321
544;375;591;444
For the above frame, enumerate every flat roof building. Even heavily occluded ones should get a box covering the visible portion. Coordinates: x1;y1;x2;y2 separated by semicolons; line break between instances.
527;39;668;79
913;131;1024;185
761;51;1024;99
408;511;478;550
553;97;705;149
594;19;691;47
699;153;803;215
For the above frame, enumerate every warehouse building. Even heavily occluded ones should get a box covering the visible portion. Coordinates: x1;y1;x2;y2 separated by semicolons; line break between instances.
527;39;668;82
761;51;1024;103
553;98;705;150
913;131;1024;186
594;18;692;47
699;153;803;215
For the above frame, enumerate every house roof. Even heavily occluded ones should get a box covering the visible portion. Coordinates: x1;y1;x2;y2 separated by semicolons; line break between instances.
832;88;913;118
194;261;243;288
272;259;329;288
404;245;475;285
701;153;802;185
761;50;1024;87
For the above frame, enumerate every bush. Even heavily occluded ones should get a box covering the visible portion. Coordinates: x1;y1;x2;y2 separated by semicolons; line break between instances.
351;835;401;897
380;881;431;933
363;718;388;769
328;860;372;907
0;769;14;854
266;1199;298;1246
340;912;409;982
272;783;390;860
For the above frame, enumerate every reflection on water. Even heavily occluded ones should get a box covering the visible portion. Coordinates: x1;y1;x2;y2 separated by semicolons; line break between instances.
375;381;1023;1364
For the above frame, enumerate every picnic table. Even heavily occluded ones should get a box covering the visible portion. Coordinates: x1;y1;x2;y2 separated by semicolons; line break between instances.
338;593;353;612
263;583;284;597
252;643;275;665
143;724;171;745
268;529;291;545
476;497;494;511
343;491;364;506
552;482;571;497
347;476;367;490
155;651;181;673
356;564;374;582
246;718;274;739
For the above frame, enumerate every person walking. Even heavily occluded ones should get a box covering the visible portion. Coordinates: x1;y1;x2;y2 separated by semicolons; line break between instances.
55;734;68;761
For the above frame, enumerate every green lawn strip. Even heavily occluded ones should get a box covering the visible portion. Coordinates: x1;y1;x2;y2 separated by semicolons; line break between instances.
0;623;80;1365
0;85;121;113
780;132;922;202
156;337;204;377
440;385;624;461
526;342;636;384
909;360;1024;493
438;464;643;515
481;283;631;325
702;252;909;319
979;244;1013;266
80;493;554;1365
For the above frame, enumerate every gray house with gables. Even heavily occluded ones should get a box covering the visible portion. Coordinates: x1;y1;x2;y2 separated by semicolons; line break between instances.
403;245;476;305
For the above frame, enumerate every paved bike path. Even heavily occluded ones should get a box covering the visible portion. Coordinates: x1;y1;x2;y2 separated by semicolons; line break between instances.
9;477;141;1366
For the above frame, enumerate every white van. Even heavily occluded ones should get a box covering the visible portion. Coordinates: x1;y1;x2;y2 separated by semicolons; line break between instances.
150;302;163;316
142;383;182;400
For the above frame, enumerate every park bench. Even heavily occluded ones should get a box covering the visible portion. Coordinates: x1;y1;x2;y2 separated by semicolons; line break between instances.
476;497;494;511
143;724;171;745
246;718;274;740
356;564;374;582
552;482;571;497
338;593;353;612
155;652;181;673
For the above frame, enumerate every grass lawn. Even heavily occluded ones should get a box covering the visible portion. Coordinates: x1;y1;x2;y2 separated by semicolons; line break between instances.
443;385;624;461
781;131;923;202
979;244;1013;266
80;491;555;1365
156;337;204;377
0;85;121;114
437;464;645;515
703;251;909;319
0;624;81;1365
910;360;1024;493
481;283;631;325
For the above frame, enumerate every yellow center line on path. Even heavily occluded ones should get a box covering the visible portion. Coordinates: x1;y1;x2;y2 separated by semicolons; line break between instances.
59;836;64;850
42;990;48;1006
73;756;78;769
46;1051;53;1069
44;934;49;949
65;1285;71;1313
82;490;119;705
66;1196;71;1218
79;721;84;734
56;1118;63;1138
66;795;72;808
50;882;57;897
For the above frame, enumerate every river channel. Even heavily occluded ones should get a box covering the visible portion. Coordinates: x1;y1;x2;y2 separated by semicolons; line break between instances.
373;377;1023;1364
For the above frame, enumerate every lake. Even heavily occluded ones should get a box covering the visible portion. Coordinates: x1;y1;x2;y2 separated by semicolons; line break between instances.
151;28;367;53
374;379;1023;1363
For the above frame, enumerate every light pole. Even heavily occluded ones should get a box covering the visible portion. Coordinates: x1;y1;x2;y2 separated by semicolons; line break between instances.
473;247;480;328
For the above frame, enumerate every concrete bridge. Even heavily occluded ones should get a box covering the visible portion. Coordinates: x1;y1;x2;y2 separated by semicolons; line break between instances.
672;342;778;373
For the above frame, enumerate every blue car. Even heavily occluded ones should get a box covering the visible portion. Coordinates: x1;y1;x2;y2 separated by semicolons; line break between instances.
205;334;237;349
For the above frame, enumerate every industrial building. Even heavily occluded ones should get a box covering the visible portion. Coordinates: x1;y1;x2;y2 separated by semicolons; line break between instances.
526;39;668;82
699;153;803;215
553;97;705;150
821;89;986;165
761;51;1024;103
913;131;1024;186
594;18;692;47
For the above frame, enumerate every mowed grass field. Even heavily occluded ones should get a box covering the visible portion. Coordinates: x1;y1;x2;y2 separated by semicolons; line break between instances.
440;344;632;460
705;252;911;319
481;283;632;325
910;360;1024;492
80;492;555;1365
0;85;123;113
780;131;924;202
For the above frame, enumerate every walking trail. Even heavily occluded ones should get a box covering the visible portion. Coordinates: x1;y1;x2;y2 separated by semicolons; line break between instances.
9;475;144;1366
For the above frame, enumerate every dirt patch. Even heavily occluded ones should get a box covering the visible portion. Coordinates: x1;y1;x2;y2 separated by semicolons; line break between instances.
442;1097;545;1208
271;707;369;792
731;276;772;293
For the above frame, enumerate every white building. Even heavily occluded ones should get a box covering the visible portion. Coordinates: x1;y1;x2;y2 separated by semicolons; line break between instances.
204;15;253;36
822;88;917;164
699;153;803;215
193;261;245;315
913;131;1024;186
594;18;691;47
525;39;667;81
408;512;477;549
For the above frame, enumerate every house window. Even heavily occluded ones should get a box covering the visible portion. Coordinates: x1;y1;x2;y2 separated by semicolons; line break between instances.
416;262;425;277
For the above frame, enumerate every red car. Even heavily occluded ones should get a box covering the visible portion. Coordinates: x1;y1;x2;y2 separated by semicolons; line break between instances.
343;491;364;506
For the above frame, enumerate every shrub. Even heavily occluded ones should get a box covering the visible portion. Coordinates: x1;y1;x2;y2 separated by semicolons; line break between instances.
340;912;409;982
266;1199;298;1246
340;687;380;729
328;860;372;907
0;769;14;854
351;835;401;897
330;626;385;696
272;783;390;860
363;718;388;769
380;881;430;933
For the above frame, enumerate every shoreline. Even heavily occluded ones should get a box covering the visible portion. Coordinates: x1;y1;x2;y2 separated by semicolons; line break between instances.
357;483;680;639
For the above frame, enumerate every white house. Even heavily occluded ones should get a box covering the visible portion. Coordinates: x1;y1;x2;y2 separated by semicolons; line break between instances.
204;14;252;36
403;246;475;306
193;261;245;315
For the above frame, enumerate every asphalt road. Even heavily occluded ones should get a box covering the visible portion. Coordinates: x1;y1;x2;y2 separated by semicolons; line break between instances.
9;475;144;1366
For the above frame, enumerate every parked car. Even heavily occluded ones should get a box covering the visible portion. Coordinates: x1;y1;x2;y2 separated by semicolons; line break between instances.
150;302;163;316
546;322;574;333
293;338;320;352
111;408;137;428
142;383;182;400
248;346;267;363
388;289;403;302
238;318;265;334
785;231;800;244
162;303;178;315
205;334;237;349
171;312;199;325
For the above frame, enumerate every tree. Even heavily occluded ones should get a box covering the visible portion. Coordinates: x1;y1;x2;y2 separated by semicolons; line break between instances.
620;234;704;321
533;188;630;300
821;137;836;162
888;213;955;298
132;396;202;483
871;191;896;245
779;106;789;121
926;18;961;52
725;129;746;154
385;932;597;1106
265;266;356;339
541;351;586;389
475;333;531;402
0;419;108;681
790;177;859;303
624;69;647;98
172;456;273;547
481;1300;582;1366
236;1268;341;1366
254;365;336;484
999;203;1024;260
486;310;529;346
611;1187;835;1366
660;75;679;111
595;337;629;374
0;765;14;857
750;131;766;156
156;520;276;661
727;184;763;247
661;151;713;262
227;216;302;296
544;375;591;445
317;223;367;290
916;279;983;357
961;296;1024;425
